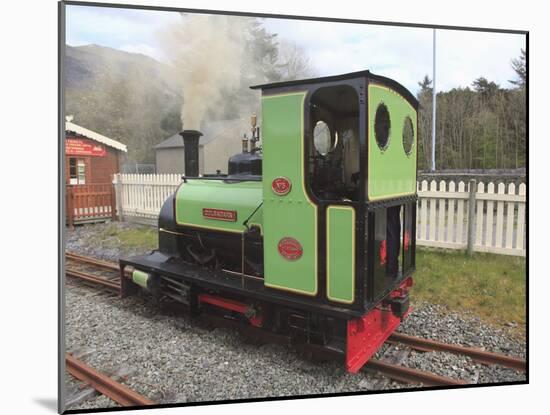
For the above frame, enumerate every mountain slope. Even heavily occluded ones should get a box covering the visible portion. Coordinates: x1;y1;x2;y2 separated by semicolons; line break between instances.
64;44;182;163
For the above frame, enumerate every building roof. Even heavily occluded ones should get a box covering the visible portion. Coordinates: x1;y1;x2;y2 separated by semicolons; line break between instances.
154;133;198;149
155;119;247;150
65;120;128;153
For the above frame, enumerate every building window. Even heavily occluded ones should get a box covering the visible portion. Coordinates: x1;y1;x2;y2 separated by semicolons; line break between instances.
69;158;86;185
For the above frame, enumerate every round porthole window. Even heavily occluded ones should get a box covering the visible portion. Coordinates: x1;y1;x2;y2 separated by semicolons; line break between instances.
402;116;414;156
374;103;391;150
313;120;332;155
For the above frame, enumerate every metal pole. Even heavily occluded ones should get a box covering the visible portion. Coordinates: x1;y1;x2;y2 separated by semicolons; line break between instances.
467;179;477;256
431;29;437;172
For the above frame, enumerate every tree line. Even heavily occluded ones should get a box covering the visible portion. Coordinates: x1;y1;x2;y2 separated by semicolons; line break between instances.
416;49;526;170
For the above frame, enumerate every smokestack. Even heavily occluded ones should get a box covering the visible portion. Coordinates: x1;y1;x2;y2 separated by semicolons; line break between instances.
179;130;203;177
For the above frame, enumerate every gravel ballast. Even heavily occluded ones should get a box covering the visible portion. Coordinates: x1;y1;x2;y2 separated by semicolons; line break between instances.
64;222;526;410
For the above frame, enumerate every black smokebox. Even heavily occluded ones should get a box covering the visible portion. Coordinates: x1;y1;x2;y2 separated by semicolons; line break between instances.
179;130;202;177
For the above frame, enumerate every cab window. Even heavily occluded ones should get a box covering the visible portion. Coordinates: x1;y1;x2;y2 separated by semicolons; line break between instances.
307;85;360;201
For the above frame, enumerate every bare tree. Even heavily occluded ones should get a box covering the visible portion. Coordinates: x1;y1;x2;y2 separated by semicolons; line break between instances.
416;75;433;169
277;40;317;81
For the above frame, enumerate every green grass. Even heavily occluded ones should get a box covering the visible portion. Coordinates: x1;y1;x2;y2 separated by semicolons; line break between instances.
90;223;158;250
414;247;526;333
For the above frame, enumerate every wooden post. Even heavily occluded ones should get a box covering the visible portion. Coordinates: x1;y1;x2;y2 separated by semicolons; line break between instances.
113;173;122;222
456;182;465;245
67;185;74;229
110;182;117;221
467;179;477;256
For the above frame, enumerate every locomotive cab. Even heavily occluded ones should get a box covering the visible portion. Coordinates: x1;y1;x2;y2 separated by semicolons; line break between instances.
254;71;417;309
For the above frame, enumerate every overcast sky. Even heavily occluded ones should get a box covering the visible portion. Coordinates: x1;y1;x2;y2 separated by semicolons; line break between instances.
66;4;526;94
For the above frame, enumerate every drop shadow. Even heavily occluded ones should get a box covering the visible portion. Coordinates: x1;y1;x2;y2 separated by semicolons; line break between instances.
34;398;58;413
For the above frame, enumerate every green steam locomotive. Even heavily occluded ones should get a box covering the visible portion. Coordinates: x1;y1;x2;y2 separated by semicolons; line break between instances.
120;70;418;373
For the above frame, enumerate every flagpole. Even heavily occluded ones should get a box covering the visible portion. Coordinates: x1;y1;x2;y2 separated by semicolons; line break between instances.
431;28;437;172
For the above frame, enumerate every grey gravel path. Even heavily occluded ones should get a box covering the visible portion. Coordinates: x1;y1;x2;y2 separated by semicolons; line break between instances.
63;222;526;410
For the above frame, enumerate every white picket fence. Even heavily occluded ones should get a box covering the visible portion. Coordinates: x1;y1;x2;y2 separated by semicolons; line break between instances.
112;174;526;256
417;180;526;256
113;174;182;225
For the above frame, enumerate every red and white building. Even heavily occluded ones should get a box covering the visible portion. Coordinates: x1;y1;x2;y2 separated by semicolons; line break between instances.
65;117;127;225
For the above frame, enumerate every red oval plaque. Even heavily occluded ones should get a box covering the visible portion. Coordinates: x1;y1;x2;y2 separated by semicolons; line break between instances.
278;237;303;261
404;231;410;251
272;177;292;196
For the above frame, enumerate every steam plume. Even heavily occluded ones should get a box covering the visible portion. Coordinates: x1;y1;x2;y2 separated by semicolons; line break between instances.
161;14;247;130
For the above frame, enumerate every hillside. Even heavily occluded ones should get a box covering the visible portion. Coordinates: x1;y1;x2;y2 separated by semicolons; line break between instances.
65;44;182;163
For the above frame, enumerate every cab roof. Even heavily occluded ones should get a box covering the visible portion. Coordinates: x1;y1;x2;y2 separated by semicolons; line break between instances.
250;69;418;109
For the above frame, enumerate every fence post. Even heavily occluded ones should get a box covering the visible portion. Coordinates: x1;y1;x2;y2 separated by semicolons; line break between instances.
467;179;477;255
110;182;117;221
113;173;123;222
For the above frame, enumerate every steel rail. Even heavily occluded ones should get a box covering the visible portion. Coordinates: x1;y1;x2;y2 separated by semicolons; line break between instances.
66;251;121;272
389;332;526;372
66;354;155;407
365;359;467;386
65;268;120;291
198;313;466;386
64;253;525;381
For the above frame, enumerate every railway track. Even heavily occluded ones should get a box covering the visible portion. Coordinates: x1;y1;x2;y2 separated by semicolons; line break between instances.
65;251;122;291
199;313;468;387
388;332;526;372
65;252;526;388
66;353;155;407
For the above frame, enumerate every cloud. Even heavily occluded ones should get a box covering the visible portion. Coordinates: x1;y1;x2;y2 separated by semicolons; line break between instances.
436;29;525;90
263;18;525;93
66;5;179;52
66;5;526;94
263;18;433;91
119;43;167;62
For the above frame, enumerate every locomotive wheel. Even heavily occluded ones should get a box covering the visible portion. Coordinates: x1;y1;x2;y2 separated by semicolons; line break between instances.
238;328;266;346
193;315;217;332
294;342;334;363
294;343;315;362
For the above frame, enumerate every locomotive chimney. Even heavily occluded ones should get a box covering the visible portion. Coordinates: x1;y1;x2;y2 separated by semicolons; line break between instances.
179;129;203;177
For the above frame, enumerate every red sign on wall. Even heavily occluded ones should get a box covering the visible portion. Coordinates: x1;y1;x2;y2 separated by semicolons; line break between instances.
66;139;106;157
202;208;237;222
